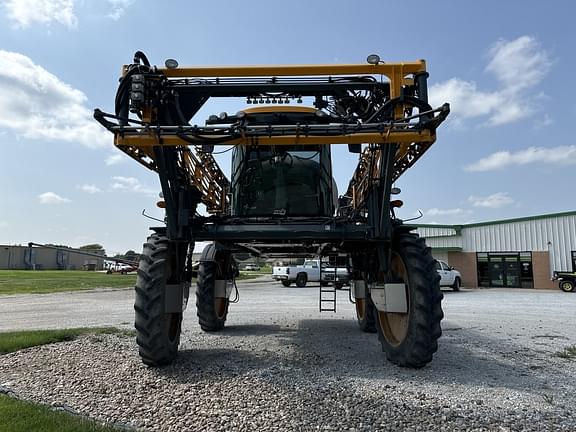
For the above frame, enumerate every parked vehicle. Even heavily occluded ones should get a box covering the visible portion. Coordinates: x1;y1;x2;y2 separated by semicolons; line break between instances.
553;271;576;292
321;265;350;289
106;262;137;274
435;260;461;291
273;259;321;287
95;51;449;368
243;264;260;271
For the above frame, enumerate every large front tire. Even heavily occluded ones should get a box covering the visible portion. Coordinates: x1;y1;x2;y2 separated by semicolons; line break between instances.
375;232;443;368
134;234;186;367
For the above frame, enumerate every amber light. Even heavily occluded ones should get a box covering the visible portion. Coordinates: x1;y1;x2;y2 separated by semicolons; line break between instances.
390;200;403;208
156;200;166;208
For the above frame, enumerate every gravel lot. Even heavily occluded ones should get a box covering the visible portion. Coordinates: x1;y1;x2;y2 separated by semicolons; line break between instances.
1;281;575;431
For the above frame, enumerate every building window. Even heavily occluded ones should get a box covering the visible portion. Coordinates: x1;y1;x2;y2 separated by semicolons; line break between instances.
476;252;533;288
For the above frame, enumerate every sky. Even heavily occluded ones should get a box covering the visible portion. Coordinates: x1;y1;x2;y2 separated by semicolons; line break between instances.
0;0;575;256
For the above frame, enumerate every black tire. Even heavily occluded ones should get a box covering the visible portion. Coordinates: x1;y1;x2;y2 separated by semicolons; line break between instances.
134;233;184;367
374;231;443;368
295;273;307;287
452;277;461;292
559;280;575;293
281;280;292;287
196;245;234;332
355;295;377;333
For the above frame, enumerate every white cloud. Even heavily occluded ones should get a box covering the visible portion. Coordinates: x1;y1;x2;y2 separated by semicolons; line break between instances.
111;176;156;195
468;192;514;209
0;50;108;148
106;153;125;166
3;0;77;28
466;145;576;172
77;184;102;194
425;208;466;216
486;36;550;93
430;36;550;127
106;0;134;20
38;191;71;204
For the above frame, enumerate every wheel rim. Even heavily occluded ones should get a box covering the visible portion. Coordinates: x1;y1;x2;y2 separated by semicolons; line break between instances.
377;252;410;347
356;298;366;320
561;281;574;292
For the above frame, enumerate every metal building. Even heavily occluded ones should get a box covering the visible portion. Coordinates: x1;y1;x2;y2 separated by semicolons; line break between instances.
0;245;105;271
414;211;576;289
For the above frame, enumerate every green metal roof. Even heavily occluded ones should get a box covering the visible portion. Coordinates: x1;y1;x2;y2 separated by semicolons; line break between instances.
410;210;576;230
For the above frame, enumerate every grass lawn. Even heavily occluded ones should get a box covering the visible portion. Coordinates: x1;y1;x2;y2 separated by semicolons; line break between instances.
0;270;136;295
0;269;267;296
0;394;119;432
0;327;134;354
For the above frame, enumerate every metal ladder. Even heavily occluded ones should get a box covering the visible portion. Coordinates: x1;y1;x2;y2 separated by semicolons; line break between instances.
319;262;337;312
319;284;337;312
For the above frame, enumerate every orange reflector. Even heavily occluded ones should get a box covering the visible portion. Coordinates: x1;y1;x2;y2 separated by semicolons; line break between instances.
156;200;166;208
390;200;403;208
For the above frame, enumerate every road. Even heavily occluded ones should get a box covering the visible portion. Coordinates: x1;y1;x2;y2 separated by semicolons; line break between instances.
1;278;575;337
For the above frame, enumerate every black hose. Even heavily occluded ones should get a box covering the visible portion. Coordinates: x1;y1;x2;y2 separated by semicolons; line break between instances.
133;51;150;67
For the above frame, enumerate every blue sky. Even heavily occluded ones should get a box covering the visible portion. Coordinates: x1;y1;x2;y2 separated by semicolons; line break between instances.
0;0;574;255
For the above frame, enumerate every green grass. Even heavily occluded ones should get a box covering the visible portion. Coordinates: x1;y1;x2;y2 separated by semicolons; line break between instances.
0;327;134;354
0;394;119;432
0;270;136;295
555;345;576;360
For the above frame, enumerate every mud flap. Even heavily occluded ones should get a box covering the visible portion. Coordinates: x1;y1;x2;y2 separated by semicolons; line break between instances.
165;283;190;313
370;283;408;313
214;279;234;299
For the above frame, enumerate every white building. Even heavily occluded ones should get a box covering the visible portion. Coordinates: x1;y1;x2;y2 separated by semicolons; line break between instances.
414;211;576;289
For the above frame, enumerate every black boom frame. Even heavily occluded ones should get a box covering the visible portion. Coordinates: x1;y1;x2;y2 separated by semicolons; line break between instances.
94;52;449;274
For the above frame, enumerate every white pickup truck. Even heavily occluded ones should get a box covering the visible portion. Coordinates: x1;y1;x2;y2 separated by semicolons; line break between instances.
273;259;321;287
272;259;350;288
435;260;462;291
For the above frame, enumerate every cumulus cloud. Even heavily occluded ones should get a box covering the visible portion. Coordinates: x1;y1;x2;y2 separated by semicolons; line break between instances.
2;0;134;28
77;184;102;194
2;0;77;28
430;36;550;127
466;145;576;172
38;191;71;204
468;192;514;209
105;154;125;166
106;0;134;20
0;50;108;148
425;208;467;216
111;176;157;195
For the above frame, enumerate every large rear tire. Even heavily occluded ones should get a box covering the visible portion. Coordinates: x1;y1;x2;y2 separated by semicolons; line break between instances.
134;233;187;367
196;245;235;332
374;231;443;368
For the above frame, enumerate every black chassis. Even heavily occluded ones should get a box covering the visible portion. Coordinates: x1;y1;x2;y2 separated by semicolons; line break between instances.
153;139;404;275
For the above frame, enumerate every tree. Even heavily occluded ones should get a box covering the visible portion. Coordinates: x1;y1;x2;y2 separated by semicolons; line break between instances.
124;250;138;261
79;244;106;255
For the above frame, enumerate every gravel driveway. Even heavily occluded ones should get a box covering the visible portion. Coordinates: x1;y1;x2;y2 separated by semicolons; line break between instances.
1;282;575;431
